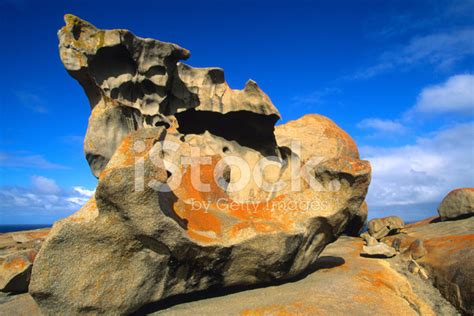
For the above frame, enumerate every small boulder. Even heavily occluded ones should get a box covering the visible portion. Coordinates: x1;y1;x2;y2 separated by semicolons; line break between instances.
391;238;401;252
406;239;427;260
438;188;474;221
360;232;378;246
0;249;36;293
361;242;397;258
368;216;404;240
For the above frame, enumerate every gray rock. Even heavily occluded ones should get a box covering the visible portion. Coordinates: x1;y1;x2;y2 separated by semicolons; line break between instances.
361;242;397;258
391;237;401;252
438;188;474;221
58;15;279;177
360;232;378;246
406;239;427;260
368;216;404;240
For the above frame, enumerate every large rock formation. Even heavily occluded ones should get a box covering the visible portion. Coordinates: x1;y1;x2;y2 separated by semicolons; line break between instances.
29;15;371;314
3;233;459;316
58;14;279;178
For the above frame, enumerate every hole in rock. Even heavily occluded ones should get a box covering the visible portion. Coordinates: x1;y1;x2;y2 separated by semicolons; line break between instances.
71;23;82;40
175;109;279;156
89;45;137;85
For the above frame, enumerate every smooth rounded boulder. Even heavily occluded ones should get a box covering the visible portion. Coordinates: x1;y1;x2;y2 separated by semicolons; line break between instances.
438;188;474;221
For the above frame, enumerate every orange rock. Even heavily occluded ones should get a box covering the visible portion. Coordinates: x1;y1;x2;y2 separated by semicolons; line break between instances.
0;249;36;293
383;216;474;314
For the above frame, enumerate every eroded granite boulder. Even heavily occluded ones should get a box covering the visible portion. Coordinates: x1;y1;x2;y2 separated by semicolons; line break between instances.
59;14;279;177
30;15;371;315
368;216;404;240
438;188;474;221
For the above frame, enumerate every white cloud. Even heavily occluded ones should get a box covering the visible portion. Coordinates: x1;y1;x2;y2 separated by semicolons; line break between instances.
73;186;95;197
357;118;406;133
15;91;48;113
31;176;60;194
361;122;474;220
412;74;474;114
67;187;95;205
0;152;67;169
0;177;95;215
352;29;474;79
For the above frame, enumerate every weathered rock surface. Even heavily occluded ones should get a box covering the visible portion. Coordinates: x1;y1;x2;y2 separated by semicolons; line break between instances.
3;235;459;316
384;216;474;315
59;14;279;178
0;228;49;293
361;242;397;258
0;292;40;316
275;114;368;236
29;15;371;315
438;188;474;221
368;216;404;240
360;231;378;246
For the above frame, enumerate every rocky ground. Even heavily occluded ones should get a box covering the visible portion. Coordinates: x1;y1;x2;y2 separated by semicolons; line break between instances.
1;215;472;315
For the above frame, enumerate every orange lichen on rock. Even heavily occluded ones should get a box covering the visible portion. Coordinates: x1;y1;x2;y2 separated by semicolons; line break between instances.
275;114;360;160
422;234;474;257
64;197;98;224
172;156;305;244
240;300;322;316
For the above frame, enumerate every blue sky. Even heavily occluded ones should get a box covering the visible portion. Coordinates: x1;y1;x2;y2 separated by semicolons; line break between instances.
1;0;473;224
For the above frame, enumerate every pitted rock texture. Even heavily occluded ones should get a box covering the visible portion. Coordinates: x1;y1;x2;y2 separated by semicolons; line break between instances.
30;15;371;315
59;14;279;177
437;188;474;221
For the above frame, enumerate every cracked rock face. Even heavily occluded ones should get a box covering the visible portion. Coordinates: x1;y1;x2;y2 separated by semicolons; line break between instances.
30;15;371;315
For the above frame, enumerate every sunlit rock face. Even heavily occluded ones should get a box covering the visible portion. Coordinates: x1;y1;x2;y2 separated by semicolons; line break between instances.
30;15;371;315
58;14;279;177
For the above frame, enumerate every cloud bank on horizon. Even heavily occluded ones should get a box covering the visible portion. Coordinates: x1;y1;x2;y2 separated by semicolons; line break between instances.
0;0;473;224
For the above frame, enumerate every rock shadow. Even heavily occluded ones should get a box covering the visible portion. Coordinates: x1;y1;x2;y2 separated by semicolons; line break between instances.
131;255;345;315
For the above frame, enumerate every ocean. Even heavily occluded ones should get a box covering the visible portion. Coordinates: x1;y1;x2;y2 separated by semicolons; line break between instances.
0;224;51;233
